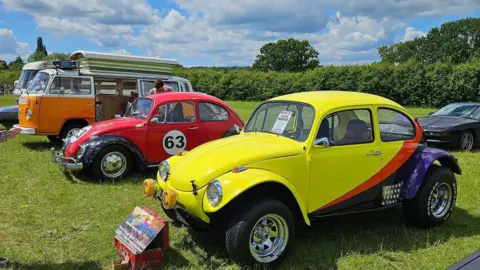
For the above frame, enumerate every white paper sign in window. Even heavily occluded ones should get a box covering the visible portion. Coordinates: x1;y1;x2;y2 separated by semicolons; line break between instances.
271;110;294;134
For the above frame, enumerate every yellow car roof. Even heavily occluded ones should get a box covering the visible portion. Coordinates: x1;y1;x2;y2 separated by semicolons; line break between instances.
270;91;404;112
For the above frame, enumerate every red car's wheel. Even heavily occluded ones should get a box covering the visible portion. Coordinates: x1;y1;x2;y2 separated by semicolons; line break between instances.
92;145;133;180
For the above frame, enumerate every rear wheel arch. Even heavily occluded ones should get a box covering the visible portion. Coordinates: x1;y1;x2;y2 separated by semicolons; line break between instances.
208;181;308;231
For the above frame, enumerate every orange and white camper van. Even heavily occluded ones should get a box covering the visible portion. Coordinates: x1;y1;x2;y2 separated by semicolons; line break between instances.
14;50;193;142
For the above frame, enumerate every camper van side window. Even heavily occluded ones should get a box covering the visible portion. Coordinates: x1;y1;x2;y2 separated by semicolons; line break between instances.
50;77;91;95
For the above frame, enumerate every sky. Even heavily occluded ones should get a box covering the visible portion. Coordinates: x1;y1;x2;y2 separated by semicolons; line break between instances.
0;0;479;67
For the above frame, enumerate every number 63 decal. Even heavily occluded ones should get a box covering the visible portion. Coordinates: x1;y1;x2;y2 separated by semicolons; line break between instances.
163;130;187;155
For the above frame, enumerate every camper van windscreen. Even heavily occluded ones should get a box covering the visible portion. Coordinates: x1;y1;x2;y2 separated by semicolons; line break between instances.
17;70;38;90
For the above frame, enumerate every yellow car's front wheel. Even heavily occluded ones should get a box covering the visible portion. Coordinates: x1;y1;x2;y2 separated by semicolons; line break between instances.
225;199;295;267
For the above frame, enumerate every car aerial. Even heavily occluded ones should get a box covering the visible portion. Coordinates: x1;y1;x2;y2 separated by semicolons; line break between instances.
418;102;480;152
0;105;19;127
51;92;244;180
142;90;462;267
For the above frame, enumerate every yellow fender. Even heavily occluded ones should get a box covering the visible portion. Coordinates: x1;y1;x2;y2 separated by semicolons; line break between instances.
202;168;311;226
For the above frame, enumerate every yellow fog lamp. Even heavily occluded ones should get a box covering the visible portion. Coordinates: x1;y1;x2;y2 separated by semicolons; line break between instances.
143;178;157;197
162;189;178;210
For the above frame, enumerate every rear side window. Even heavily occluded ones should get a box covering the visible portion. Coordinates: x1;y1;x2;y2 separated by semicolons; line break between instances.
377;108;415;142
199;102;229;121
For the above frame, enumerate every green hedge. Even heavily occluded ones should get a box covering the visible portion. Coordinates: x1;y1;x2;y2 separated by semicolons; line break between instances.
174;61;480;107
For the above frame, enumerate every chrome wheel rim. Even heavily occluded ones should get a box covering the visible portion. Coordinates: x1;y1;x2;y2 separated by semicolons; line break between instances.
429;183;453;218
101;151;127;178
460;133;474;151
249;214;289;263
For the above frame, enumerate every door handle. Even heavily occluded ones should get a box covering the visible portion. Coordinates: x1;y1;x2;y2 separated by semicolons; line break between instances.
367;151;381;156
188;126;199;130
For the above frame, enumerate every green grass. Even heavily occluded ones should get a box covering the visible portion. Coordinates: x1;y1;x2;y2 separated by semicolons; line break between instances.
0;95;479;270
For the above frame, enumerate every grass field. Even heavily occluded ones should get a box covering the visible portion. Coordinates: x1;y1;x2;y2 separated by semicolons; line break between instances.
0;95;479;270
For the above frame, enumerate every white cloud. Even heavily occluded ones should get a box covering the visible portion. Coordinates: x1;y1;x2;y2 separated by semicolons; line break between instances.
402;27;426;42
2;0;159;25
0;28;29;62
1;0;479;65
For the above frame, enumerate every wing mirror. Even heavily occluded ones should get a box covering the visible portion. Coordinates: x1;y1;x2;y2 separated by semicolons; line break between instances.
234;124;242;134
314;137;330;148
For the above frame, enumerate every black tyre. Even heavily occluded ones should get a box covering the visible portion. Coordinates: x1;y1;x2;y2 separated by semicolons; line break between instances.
457;130;475;151
91;145;133;180
225;199;295;267
47;135;62;144
403;165;457;228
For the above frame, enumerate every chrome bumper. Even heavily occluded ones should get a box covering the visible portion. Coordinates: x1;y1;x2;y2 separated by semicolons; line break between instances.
13;124;35;135
50;147;83;171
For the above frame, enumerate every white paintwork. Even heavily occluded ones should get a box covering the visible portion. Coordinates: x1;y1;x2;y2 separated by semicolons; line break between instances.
70;50;179;65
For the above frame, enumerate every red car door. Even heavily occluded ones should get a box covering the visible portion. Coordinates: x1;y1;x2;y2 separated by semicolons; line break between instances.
196;101;236;145
146;100;199;163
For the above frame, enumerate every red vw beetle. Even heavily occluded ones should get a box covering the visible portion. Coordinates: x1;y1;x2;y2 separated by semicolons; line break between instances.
51;92;244;180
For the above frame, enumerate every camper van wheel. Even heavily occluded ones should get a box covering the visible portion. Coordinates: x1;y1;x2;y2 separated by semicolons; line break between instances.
59;123;87;140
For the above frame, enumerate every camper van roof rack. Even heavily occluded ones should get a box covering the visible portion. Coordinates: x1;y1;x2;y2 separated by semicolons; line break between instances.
69;50;179;76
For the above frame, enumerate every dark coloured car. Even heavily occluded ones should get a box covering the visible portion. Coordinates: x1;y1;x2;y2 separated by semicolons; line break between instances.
0;105;19;127
418;103;480;151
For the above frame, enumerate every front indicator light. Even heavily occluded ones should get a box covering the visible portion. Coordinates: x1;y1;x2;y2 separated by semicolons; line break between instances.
206;180;223;207
143;178;157;197
77;144;86;159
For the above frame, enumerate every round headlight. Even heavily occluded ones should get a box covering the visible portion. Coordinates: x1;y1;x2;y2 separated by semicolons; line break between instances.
206;180;223;207
159;161;170;182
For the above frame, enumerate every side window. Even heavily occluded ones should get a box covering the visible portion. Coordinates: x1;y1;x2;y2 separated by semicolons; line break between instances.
151;105;167;123
319;109;374;146
199;102;229;121
378;108;415;142
50;77;91;95
96;80;117;95
164;101;195;123
183;82;191;92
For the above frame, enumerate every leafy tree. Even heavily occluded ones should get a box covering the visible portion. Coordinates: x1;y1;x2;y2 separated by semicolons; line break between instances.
252;38;320;72
43;53;70;60
0;60;8;70
28;37;49;62
378;17;480;65
8;56;24;70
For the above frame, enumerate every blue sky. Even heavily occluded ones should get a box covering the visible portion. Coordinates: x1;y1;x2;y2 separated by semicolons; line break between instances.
0;0;479;66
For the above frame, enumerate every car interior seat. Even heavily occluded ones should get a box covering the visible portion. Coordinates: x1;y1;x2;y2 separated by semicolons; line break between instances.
171;103;185;122
340;119;370;144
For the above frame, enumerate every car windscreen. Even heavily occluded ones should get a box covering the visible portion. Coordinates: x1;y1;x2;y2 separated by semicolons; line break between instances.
26;72;50;93
17;70;38;90
244;101;315;142
432;104;480;119
125;98;154;120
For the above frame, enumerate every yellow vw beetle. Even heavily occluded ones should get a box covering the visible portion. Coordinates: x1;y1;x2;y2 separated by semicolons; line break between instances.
143;91;461;266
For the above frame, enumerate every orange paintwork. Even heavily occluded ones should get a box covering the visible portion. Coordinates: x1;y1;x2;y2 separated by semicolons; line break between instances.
18;95;95;135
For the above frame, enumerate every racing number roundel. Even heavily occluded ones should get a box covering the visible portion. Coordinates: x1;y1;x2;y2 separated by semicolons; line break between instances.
163;130;187;155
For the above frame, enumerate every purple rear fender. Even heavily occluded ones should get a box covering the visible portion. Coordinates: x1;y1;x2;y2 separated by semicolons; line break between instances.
402;147;461;199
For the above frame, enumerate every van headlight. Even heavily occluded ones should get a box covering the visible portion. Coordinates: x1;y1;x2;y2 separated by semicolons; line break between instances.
158;161;170;182
206;180;223;207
